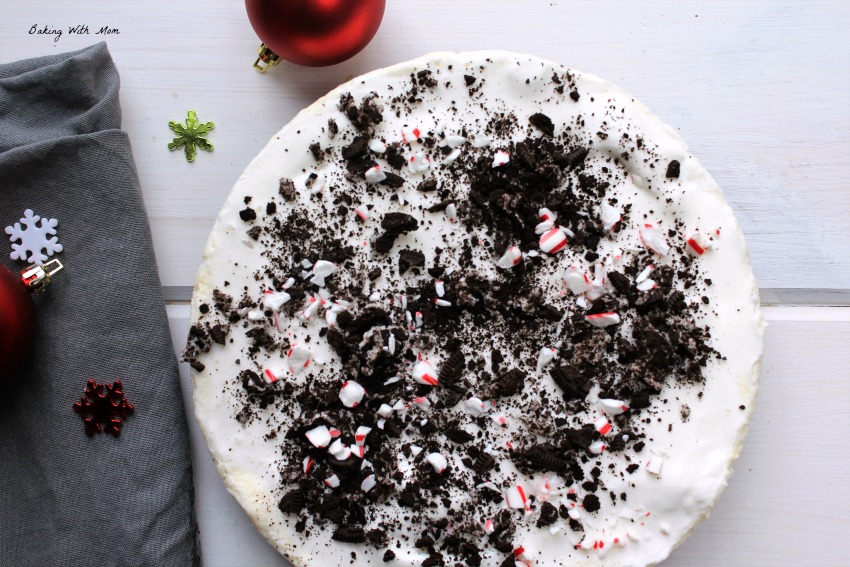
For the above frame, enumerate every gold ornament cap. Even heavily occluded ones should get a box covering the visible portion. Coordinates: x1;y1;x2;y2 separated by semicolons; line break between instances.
20;259;64;295
254;43;281;72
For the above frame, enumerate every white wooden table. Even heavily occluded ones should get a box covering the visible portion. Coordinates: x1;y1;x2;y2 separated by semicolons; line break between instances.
3;1;849;565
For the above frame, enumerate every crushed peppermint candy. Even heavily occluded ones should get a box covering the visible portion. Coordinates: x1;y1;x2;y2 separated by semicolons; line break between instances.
328;439;352;460
305;425;331;448
434;298;452;307
309;260;337;287
411;360;439;386
368;139;387;153
492;150;510;168
425;452;448;473
464;397;489;417
497;245;523;268
472;134;491;148
360;474;377;493
435;280;445;297
565;265;591;294
408;151;430;173
588;440;607;454
600;201;621;231
324;474;340;488
534;219;555;234
442;134;465;148
586;312;621;328
263;367;283;384
599;399;629;416
505;485;529;509
400;126;422;143
445;203;458;223
594;416;613;436
364;165;387;183
444;148;461;164
645;454;665;476
355;426;372;445
539;227;568;254
686;230;710;255
287;344;312;373
377;403;394;418
639;224;671;256
263;290;291;311
339;380;366;408
538;207;556;222
303;455;314;474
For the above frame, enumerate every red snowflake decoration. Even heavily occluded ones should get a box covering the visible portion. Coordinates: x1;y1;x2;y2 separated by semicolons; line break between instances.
73;379;135;436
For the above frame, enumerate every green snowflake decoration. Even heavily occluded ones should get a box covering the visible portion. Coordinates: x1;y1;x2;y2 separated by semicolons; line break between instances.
168;110;214;162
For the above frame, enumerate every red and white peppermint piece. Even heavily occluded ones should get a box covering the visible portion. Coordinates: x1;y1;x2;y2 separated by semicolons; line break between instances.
600;202;621;231
426;452;448;473
361;474;377;493
534;219;555;235
645;454;665;476
539;227;568;254
411;396;432;411
303;456;315;474
492;413;508;426
505;485;529;509
483;518;495;534
354;208;368;221
400;126;422;144
539;207;557;222
301;295;321;320
392;399;408;412
636;278;656;292
377;403;394;418
565;265;591;294
434;298;452;307
599;398;629;416
407;151;430;173
585;312;621;328
287;344;312;374
263;367;284;384
588;440;607;454
435;280;445;297
355;426;372;445
409;444;423;457
685;230;710;255
350;444;366;458
324;474;340;488
412;360;439;386
496;246;523;269
464;397;488;417
263;290;291;311
246;308;265;322
364;165;387;183
636;265;654;284
305;425;331;448
368;139;387;153
328;439;352;460
492;150;510;168
639;224;671;256
536;347;556;373
594;416;613;436
339;380;366;408
445;203;458;222
329;428;342;438
415;311;424;328
309;260;337;287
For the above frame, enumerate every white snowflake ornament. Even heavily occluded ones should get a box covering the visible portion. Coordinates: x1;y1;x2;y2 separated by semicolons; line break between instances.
5;209;63;264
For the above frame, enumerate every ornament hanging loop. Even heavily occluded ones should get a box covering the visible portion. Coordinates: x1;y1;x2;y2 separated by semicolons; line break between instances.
20;259;64;295
254;43;281;73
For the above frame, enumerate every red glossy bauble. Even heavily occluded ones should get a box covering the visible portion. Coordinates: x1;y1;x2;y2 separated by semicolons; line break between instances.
246;0;385;67
0;263;36;380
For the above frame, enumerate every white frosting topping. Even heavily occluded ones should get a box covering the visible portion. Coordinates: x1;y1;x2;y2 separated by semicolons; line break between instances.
189;51;764;567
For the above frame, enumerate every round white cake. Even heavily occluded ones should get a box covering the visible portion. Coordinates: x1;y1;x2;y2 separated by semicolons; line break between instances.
185;51;764;567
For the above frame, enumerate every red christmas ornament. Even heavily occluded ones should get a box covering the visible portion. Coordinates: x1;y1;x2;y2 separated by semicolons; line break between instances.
246;0;386;71
0;260;63;380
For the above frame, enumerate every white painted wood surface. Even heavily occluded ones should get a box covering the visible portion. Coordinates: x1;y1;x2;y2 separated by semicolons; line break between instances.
2;0;849;293
3;1;850;565
167;305;850;567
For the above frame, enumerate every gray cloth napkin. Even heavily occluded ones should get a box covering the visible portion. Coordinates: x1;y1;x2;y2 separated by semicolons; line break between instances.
0;43;196;566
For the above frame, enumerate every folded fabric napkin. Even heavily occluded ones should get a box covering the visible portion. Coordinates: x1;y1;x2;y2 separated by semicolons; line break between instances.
0;43;197;566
